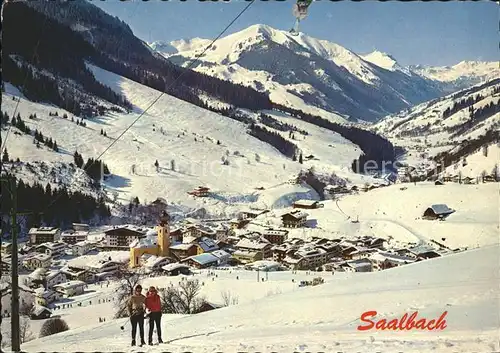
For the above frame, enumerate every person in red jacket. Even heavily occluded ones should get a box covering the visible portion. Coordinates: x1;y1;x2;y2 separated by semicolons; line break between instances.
145;286;163;345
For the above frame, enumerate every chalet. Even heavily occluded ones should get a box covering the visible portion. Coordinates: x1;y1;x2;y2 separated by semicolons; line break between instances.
363;237;386;250
369;252;415;270
44;270;67;289
61;230;89;245
281;210;308;228
60;266;94;283
36;241;67;257
263;228;289;245
1;259;10;273
272;240;303;262
34;288;60;306
169;227;183;243
87;260;122;275
161;263;191;276
293;200;322;209
463;176;474;184
239;209;269;219
340;258;373;272
195;301;223;313
325;185;350;195
283;246;328;270
422;204;455;220
235;238;273;259
187;186;210;197
103;225;148;249
214;224;230;242
182;253;219;269
29;227;61;245
72;241;93;256
196;237;219;254
53;280;86;297
1;242;12;254
316;242;342;258
229;218;251;230
23;254;51;270
210;249;231;265
350;248;379;260
169;243;198;261
30;305;52;320
143;256;171;272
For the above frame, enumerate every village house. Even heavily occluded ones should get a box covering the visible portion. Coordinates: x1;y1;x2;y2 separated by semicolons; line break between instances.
214;224;230;242
182;253;219;269
60;266;95;283
53;280;86;297
239;209;269;220
22;254;52;270
44;270;67;289
182;225;217;240
339;258;373;272
271;239;304;262
1;242;12;254
34;288;61;307
187;186;210;197
36;241;67;258
369;252;415;271
169;243;198;261
210;249;231;266
281;210;308;228
29;227;61;245
324;184;350;196
350;248;379;260
30;305;52;320
283;246;328;270
169;227;183;243
292;200;323;209
196;237;219;254
103;225;149;250
142;255;171;273
72;240;94;256
422;204;455;220
161;263;191;276
235;238;273;258
262;228;289;245
229;218;251;230
1;259;10;273
61;230;89;245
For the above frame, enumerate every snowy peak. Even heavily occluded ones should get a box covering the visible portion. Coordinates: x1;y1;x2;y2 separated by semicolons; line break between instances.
361;50;401;72
148;40;178;55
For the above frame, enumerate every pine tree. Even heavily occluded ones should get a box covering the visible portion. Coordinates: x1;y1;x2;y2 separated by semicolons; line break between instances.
2;149;10;162
154;160;159;172
299;153;303;164
53;141;58;152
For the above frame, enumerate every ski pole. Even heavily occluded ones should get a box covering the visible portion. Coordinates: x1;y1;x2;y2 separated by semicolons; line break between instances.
120;318;129;331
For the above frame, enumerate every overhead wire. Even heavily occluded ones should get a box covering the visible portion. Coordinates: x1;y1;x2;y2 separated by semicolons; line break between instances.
42;0;257;213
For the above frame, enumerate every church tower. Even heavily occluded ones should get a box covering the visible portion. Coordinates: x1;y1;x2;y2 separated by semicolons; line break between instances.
157;210;171;257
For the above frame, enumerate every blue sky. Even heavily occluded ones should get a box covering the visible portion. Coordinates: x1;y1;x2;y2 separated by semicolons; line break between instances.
93;0;497;67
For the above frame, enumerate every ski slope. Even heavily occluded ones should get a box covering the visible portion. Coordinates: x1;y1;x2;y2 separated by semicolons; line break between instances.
21;244;500;352
1;65;361;214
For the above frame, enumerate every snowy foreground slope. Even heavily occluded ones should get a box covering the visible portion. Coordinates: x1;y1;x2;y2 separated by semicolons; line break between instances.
2;65;363;213
22;244;500;352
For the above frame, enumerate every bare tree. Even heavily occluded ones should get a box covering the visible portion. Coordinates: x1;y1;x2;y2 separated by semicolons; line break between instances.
159;279;205;314
220;290;239;306
113;265;146;318
1;317;34;349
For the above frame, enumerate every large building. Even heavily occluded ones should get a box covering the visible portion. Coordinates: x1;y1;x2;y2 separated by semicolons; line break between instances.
29;227;61;245
103;225;148;249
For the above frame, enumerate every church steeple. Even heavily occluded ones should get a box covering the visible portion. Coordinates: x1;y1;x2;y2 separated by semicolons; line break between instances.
157;210;170;256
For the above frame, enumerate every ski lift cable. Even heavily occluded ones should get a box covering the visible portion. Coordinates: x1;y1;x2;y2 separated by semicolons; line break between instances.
41;0;257;214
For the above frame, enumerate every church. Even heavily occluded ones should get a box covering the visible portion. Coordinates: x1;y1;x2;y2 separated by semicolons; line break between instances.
129;211;171;267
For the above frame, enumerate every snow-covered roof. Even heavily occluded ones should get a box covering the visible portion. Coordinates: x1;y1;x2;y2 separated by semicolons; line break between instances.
38;241;66;250
28;268;47;279
198;237;219;252
235;238;271;251
32;305;51;316
130;236;157;249
263;229;289;236
162;263;190;272
74;240;93;247
182;235;198;244
370;252;415;264
293;199;319;206
170;243;196;251
27;254;51;262
144;256;169;268
232;250;259;258
281;210;308;220
67;251;129;269
53;280;86;290
186;253;219;266
426;204;455;215
211;249;231;259
345;258;372;268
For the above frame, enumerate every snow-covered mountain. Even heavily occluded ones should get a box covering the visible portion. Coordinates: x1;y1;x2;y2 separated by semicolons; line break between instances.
410;61;500;89
156;24;446;122
373;78;500;143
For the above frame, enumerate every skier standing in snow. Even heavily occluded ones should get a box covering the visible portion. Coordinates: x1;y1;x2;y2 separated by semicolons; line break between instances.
127;284;146;346
145;286;163;345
